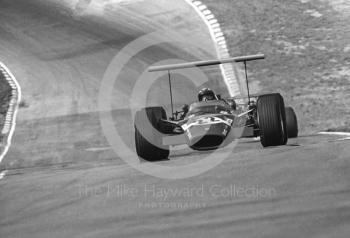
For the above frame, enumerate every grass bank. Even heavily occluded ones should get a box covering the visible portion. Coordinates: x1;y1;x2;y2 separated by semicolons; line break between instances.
202;0;350;134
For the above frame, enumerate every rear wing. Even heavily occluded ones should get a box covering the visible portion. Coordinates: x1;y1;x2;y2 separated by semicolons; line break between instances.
147;54;265;119
148;54;265;72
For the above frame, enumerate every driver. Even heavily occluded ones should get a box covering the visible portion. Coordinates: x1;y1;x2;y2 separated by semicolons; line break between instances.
180;88;217;120
198;88;217;101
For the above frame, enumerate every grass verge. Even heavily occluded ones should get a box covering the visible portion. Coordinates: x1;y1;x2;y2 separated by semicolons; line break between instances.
202;0;350;134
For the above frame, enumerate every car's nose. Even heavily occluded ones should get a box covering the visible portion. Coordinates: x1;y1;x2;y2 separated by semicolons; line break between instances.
186;123;229;149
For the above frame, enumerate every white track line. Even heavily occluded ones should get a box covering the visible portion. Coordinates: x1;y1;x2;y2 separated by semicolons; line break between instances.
318;131;350;141
318;132;350;137
85;147;111;152
0;62;22;168
184;0;240;97
0;170;8;180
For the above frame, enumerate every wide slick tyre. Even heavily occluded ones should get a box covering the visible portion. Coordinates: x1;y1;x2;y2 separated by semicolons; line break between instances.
257;93;288;147
285;106;298;138
134;107;170;161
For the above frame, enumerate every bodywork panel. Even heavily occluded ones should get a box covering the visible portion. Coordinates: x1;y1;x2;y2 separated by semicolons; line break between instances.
161;100;251;149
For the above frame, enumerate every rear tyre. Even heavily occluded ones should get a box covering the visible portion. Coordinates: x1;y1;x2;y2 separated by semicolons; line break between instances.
285;107;298;138
257;93;288;147
134;107;170;161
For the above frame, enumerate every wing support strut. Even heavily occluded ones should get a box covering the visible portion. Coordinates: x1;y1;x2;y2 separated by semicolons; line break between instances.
168;70;174;119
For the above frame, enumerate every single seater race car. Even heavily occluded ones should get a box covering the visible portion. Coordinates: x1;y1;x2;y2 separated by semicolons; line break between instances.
134;54;298;161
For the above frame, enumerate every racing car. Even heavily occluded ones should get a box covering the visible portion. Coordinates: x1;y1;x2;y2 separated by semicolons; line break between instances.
134;54;298;161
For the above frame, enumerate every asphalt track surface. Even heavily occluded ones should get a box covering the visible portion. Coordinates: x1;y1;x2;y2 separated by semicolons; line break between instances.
0;0;350;237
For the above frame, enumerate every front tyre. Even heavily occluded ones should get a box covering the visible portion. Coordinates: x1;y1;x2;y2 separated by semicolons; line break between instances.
134;107;170;161
257;93;288;147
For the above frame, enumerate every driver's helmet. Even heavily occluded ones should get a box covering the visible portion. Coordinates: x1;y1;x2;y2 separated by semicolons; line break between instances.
198;88;217;101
